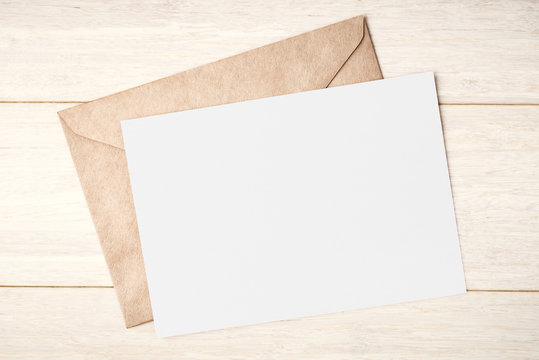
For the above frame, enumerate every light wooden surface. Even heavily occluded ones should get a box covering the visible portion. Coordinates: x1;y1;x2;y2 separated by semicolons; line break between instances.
2;0;538;103
1;0;538;358
2;289;538;359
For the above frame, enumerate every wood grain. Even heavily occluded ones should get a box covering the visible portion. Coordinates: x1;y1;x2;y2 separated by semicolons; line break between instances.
1;0;537;103
443;105;539;290
0;103;110;286
0;288;537;359
1;103;537;289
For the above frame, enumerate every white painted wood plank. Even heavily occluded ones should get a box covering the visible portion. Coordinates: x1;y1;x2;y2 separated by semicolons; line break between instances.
0;103;537;289
0;103;112;286
1;0;538;103
0;288;537;359
443;105;539;290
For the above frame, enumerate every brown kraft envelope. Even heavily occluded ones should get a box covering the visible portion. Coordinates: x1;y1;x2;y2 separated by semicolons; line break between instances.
58;15;382;328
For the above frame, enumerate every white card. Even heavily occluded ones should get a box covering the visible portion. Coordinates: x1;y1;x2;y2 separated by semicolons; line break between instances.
122;72;466;337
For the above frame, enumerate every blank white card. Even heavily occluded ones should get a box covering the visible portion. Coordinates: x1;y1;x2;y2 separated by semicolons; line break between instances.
122;72;466;337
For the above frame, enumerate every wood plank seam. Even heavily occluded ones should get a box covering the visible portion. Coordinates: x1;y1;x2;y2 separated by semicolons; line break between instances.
0;285;538;293
1;101;539;105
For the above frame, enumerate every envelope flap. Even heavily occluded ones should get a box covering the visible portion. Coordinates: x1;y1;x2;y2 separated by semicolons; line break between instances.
58;16;366;150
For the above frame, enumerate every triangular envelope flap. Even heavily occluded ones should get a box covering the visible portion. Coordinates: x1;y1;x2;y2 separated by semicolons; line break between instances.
58;16;365;149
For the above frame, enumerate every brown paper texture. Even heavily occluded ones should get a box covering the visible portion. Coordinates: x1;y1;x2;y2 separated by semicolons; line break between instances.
58;15;382;328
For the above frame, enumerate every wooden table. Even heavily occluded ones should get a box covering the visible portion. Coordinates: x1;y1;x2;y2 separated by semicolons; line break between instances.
1;1;538;358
